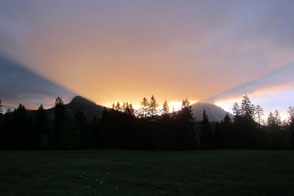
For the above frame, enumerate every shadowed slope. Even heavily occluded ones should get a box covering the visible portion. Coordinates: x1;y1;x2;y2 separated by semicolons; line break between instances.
192;102;233;122
67;96;105;120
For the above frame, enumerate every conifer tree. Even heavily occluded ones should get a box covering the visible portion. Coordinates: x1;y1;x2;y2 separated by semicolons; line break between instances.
115;102;121;111
149;95;159;116
35;104;50;148
176;98;196;149
0;99;3;115
200;110;213;149
162;100;169;115
140;97;149;117
255;105;264;128
288;106;294;148
52;96;66;148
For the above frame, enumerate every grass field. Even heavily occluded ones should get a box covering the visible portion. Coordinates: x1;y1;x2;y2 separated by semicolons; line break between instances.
0;150;294;196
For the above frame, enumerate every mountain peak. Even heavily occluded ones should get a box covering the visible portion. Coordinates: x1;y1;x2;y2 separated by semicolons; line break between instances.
67;95;104;121
191;102;233;122
70;96;94;105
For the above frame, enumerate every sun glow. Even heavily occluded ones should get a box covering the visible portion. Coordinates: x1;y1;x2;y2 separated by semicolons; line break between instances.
104;99;198;112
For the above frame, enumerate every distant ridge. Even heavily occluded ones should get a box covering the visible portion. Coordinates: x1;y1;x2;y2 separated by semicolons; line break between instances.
31;96;231;122
191;102;233;122
45;96;105;121
67;96;105;120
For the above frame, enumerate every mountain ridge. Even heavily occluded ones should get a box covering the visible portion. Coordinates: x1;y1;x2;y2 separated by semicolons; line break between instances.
29;96;232;122
191;102;233;122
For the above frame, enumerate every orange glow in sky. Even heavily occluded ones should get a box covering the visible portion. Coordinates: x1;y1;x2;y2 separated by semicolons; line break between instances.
1;1;294;113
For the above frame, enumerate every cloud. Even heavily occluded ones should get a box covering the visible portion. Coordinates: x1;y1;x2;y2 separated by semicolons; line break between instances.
0;54;76;109
206;63;294;102
0;0;294;108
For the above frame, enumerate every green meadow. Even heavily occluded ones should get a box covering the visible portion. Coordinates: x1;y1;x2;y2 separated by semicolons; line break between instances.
0;150;294;196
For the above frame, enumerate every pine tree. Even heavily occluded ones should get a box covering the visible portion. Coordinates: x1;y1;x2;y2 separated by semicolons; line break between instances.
125;103;135;116
115;102;121;111
200;110;213;149
140;97;149;118
232;95;258;148
255;105;264;128
0;99;3;115
35;104;50;148
52;96;66;148
288;106;294;148
217;113;232;148
162;100;169;115
267;110;288;149
148;95;159;116
176;98;196;149
232;103;241;118
241;95;255;120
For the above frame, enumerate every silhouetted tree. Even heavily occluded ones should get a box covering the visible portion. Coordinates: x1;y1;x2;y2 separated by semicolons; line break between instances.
0;99;3;142
0;99;3;115
139;97;149;118
266;110;289;149
162;100;169;115
115;102;121;111
51;96;66;148
124;103;135;116
35;104;50;148
232;95;259;148
148;95;159;116
232;103;241;119
200;110;214;149
255;105;264;128
288;106;294;148
216;113;233;148
7;104;36;149
1;94;293;150
176;98;196;149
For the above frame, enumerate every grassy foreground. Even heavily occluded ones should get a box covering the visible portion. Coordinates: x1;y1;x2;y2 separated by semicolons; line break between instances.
0;150;294;196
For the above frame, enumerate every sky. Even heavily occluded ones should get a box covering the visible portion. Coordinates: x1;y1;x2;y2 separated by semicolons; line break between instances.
1;0;294;119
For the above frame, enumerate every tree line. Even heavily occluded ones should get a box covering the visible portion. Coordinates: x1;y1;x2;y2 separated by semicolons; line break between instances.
0;95;294;150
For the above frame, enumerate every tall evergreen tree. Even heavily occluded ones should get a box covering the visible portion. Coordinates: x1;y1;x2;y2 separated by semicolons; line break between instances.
0;99;3;115
140;97;149;118
9;104;35;149
35;104;50;148
232;95;258;148
176;98;196;149
0;99;3;137
232;103;241;119
267;110;289;149
241;95;255;120
255;105;264;128
200;110;214;149
148;95;159;116
52;96;66;148
115;102;121;111
217;113;233;148
288;106;294;148
162;100;169;115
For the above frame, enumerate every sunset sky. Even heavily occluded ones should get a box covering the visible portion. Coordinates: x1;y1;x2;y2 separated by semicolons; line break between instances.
1;0;294;118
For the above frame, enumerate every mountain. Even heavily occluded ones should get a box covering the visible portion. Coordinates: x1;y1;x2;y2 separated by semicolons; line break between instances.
191;102;233;122
67;96;105;120
46;96;105;121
